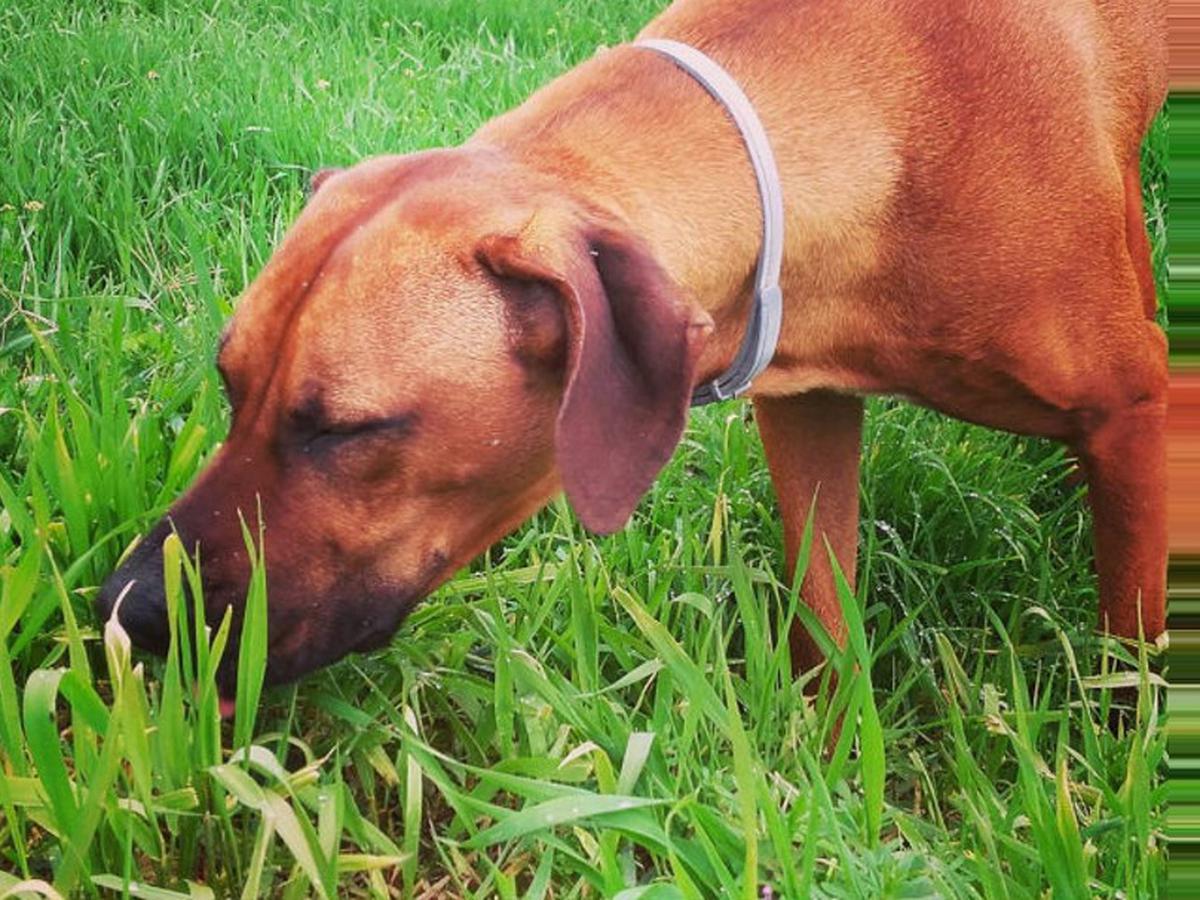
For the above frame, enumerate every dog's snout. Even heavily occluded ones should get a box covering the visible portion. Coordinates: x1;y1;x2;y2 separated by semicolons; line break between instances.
96;574;171;655
97;531;173;656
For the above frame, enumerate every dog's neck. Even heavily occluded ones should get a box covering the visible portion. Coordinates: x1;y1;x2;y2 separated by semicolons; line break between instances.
470;43;771;388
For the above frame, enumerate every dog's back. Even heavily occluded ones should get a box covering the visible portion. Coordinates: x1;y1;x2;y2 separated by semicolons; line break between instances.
644;0;1164;155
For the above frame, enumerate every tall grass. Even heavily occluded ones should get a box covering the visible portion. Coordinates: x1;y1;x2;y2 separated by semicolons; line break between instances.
1;1;1166;896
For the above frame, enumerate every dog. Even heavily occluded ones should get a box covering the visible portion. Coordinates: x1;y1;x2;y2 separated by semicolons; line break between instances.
97;0;1168;706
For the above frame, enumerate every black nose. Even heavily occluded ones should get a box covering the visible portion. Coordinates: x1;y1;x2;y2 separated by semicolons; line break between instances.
96;535;171;656
95;576;170;655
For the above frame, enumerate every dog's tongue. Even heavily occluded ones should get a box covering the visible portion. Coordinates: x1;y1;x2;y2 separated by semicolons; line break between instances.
219;697;236;719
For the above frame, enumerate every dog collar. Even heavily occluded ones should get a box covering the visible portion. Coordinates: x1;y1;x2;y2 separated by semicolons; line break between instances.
635;38;785;406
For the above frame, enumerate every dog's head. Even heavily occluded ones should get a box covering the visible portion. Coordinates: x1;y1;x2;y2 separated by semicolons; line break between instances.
96;151;711;701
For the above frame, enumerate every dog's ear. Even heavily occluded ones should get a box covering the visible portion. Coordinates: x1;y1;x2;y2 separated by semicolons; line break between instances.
309;167;343;195
478;223;712;533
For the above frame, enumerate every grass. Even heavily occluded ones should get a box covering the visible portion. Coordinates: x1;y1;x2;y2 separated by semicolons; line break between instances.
0;0;1167;896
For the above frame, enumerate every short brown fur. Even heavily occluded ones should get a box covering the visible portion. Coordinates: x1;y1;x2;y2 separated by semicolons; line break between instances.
99;0;1167;694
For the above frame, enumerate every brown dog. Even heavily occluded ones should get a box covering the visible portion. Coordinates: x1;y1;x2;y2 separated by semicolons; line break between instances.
98;0;1168;700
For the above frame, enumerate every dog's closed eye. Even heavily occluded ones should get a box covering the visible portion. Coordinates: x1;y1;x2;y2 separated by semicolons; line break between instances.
296;413;420;484
319;414;416;440
286;390;416;448
302;413;419;452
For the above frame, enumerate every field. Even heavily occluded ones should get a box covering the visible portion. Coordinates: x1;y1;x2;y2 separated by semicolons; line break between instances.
0;1;1167;897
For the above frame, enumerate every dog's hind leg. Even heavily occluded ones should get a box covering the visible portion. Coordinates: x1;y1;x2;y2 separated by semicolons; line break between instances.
910;304;1167;644
755;390;864;673
924;290;1167;643
1072;160;1167;640
1075;362;1167;640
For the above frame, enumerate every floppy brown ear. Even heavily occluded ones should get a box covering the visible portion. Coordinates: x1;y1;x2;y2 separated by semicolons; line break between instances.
478;223;712;533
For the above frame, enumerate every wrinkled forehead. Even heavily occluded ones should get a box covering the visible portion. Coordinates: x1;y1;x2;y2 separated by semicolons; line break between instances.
218;152;487;366
280;216;510;412
218;162;513;411
218;175;393;389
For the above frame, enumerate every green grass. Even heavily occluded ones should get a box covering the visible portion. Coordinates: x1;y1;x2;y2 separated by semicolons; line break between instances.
0;1;1167;896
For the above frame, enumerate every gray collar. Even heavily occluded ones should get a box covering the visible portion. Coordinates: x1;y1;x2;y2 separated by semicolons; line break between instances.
635;38;785;406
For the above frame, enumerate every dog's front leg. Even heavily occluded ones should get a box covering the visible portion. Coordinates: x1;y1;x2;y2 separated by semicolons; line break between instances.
1076;354;1168;642
755;390;863;673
